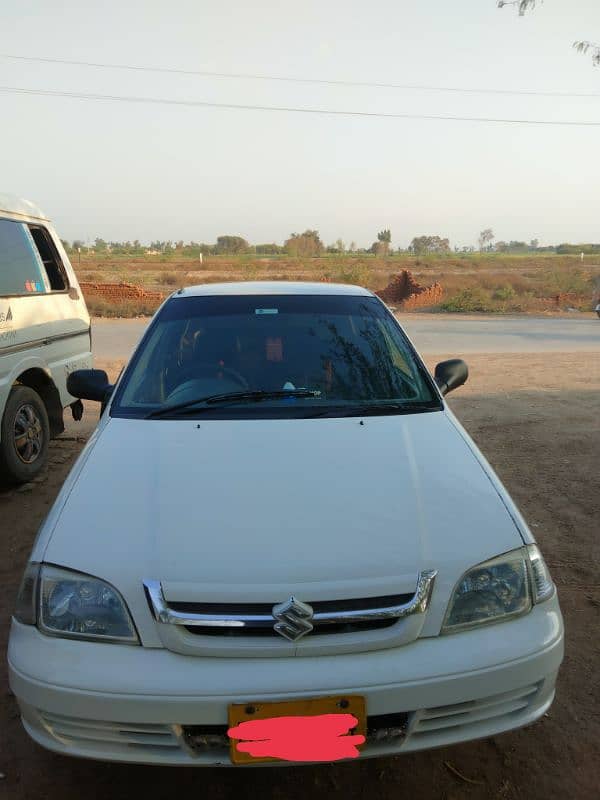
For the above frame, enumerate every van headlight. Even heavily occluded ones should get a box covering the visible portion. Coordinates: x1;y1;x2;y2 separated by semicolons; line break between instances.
442;546;554;634
14;563;139;644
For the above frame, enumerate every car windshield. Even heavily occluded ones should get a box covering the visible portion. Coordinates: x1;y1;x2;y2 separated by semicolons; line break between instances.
110;293;441;419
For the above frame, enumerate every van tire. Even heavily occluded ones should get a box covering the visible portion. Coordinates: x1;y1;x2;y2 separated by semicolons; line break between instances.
0;386;50;485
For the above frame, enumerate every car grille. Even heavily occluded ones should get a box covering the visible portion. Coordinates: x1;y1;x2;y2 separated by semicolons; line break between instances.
144;571;436;643
171;595;412;637
144;572;437;655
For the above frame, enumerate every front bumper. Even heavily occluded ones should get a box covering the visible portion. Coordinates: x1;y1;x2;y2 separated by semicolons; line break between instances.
8;598;563;766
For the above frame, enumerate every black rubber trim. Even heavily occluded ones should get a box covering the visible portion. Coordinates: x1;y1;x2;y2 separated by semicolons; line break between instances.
0;327;90;356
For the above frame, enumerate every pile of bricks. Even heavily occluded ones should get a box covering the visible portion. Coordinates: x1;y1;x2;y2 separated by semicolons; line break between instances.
376;270;443;310
552;292;583;308
532;293;587;311
79;282;165;304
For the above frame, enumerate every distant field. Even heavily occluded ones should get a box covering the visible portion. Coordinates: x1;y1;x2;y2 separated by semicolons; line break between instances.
72;252;600;316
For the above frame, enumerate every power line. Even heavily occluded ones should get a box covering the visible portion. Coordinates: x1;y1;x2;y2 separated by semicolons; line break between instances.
1;52;599;100
1;85;599;126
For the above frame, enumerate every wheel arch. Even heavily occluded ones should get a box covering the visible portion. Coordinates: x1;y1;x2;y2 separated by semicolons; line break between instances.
13;368;64;437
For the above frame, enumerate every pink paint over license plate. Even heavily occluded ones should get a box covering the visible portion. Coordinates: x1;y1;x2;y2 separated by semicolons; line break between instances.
227;695;366;764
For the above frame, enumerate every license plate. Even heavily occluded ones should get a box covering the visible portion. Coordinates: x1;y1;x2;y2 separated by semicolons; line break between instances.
228;695;366;765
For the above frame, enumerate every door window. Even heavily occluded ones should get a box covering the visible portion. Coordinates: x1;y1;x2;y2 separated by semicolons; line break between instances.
28;226;68;291
0;219;47;296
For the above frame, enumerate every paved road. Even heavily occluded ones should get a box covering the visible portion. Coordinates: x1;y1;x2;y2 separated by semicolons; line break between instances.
90;314;600;362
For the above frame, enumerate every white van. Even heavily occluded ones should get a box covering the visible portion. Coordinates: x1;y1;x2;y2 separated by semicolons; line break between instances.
0;195;92;483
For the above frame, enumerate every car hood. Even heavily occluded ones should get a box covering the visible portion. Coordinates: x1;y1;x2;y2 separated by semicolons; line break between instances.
43;412;523;607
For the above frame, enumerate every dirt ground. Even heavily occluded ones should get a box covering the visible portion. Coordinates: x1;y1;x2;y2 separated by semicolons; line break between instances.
1;352;598;799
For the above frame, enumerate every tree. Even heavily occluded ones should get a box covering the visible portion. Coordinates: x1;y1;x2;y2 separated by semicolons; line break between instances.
498;1;600;66
495;240;527;253
375;229;391;257
530;238;540;249
478;228;495;252
255;243;283;255
215;235;249;254
94;237;108;252
409;235;451;255
284;230;324;257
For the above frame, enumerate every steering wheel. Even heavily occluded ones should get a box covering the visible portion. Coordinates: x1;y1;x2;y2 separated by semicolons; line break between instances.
172;361;249;391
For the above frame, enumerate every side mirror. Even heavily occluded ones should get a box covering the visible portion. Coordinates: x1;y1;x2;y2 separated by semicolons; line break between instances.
434;359;468;396
67;369;113;402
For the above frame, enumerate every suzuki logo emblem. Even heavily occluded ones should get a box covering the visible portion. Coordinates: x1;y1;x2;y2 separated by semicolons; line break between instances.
272;596;314;642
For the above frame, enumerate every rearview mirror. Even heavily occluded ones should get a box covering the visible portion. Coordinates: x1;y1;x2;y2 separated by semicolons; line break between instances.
67;369;113;403
434;359;468;396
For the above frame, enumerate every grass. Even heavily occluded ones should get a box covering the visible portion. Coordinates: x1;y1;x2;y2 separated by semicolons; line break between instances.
439;288;496;313
84;294;161;318
77;252;600;316
157;271;183;287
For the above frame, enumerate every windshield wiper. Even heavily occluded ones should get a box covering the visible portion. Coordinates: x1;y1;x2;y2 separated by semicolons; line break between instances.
146;389;321;419
303;402;441;418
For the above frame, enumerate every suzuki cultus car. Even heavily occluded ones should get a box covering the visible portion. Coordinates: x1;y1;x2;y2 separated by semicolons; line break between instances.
8;282;563;765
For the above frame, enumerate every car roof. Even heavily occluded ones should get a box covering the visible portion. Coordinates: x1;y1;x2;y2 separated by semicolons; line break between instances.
0;194;48;222
174;281;374;297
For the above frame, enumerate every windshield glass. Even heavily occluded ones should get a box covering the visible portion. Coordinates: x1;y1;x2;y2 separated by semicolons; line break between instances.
110;293;440;418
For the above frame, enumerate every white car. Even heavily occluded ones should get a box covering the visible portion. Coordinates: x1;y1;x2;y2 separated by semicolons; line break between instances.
0;194;91;483
8;282;563;766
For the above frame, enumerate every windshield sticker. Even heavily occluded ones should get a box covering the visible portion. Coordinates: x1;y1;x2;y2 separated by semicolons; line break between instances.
255;308;278;315
266;337;283;362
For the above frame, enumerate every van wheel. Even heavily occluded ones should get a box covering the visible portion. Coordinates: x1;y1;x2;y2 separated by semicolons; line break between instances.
0;386;50;485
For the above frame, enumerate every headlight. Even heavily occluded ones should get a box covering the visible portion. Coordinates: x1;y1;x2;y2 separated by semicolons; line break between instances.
35;565;139;644
442;549;532;634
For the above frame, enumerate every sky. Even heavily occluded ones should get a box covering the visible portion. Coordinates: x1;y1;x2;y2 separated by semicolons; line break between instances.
1;0;600;249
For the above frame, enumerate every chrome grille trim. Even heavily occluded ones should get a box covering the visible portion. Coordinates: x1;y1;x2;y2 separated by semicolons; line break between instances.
143;570;437;631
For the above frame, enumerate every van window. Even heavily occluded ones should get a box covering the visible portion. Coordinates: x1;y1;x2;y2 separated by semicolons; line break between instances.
0;219;47;296
28;226;68;291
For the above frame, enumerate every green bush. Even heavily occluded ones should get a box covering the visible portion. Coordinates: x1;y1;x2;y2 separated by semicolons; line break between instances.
335;261;371;286
438;287;494;313
545;269;592;296
492;285;516;301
